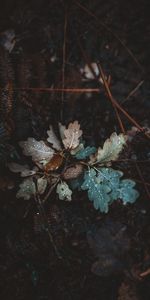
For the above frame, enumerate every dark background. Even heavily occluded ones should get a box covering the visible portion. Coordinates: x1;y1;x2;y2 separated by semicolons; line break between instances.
0;1;150;299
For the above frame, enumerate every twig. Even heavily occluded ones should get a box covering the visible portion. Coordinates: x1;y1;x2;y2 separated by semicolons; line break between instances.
0;87;100;93
76;39;149;139
97;64;126;134
121;80;144;104
97;63;150;139
140;268;150;277
43;178;59;203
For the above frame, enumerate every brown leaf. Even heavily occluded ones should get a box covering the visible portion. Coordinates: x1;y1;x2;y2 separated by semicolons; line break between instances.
44;153;64;172
63;164;83;180
62;121;82;150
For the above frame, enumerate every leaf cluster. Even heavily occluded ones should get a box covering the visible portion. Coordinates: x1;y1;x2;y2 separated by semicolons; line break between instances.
8;120;139;213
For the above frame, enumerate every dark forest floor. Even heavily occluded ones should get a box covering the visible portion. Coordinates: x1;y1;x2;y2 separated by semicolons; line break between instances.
0;1;150;299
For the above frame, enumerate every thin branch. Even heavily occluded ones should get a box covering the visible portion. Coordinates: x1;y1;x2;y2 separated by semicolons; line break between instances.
98;64;150;139
76;39;149;139
140;268;150;277
43;178;59;203
121;80;144;104
0;87;100;93
97;64;126;134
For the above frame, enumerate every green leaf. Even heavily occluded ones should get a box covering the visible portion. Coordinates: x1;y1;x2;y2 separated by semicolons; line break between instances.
96;168;123;201
97;168;139;203
70;143;84;155
81;169;111;213
81;167;139;213
119;179;139;204
75;146;97;160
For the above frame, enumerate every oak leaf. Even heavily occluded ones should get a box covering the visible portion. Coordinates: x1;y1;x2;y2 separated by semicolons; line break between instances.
90;133;126;165
19;138;54;165
47;125;62;150
62;121;82;150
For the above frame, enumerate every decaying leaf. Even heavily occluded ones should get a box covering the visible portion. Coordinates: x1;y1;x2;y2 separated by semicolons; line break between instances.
19;138;54;164
37;177;47;194
63;164;83;180
16;178;36;200
62;121;82;150
8;162;37;177
47;125;62;150
44;152;63;172
56;181;72;201
90;132;127;165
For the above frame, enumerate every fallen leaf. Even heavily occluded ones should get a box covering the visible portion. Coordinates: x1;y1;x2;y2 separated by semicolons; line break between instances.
19;138;54;164
16;178;36;200
47;125;62;150
44;152;64;172
90;132;126;165
62;121;82;150
8;162;37;177
56;181;72;201
63;164;83;180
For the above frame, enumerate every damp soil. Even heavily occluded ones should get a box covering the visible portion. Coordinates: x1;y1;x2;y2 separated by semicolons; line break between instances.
0;1;150;299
